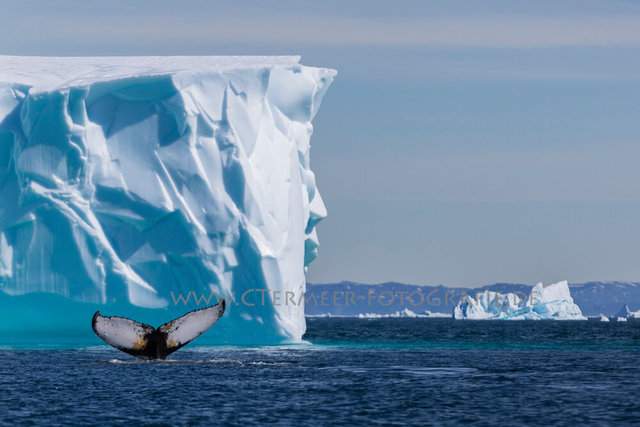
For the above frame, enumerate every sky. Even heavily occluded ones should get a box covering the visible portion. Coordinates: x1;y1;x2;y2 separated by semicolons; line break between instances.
1;0;640;287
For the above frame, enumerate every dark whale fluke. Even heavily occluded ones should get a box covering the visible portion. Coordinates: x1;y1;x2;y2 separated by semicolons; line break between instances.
92;299;226;360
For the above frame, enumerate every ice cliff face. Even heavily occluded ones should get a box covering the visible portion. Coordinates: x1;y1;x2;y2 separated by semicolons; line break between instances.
0;56;335;343
453;281;586;320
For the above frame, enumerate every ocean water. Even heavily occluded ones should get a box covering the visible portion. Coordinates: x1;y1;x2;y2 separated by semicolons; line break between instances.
2;318;640;425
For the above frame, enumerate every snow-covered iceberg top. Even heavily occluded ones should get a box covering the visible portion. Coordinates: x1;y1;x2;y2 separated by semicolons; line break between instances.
0;56;303;92
453;281;586;320
0;56;335;344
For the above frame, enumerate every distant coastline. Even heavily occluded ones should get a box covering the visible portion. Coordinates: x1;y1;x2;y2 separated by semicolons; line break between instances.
305;281;640;318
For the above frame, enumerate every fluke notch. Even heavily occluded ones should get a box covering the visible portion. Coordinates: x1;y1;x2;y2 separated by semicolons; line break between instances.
92;299;226;359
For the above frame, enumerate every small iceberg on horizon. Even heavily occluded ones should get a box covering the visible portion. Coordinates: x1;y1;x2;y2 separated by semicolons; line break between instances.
616;305;633;319
357;309;450;319
307;309;451;319
453;280;586;320
614;304;640;320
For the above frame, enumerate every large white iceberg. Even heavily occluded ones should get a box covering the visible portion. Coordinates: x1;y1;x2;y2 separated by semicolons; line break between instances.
453;280;586;320
0;56;335;344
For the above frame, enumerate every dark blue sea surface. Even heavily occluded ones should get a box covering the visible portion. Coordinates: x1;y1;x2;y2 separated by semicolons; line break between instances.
2;318;640;425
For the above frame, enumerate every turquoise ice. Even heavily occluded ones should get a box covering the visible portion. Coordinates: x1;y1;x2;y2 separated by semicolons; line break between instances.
0;56;335;345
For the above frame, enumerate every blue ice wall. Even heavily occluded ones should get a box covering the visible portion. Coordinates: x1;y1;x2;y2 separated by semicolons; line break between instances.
0;57;335;345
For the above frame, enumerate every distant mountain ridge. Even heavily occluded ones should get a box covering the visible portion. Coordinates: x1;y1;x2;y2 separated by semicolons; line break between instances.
305;281;640;317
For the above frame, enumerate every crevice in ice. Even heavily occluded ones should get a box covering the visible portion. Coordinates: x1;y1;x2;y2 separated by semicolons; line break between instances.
0;57;336;343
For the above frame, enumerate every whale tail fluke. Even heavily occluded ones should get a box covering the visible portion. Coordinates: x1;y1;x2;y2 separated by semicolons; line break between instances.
159;299;226;354
91;312;155;358
92;299;226;359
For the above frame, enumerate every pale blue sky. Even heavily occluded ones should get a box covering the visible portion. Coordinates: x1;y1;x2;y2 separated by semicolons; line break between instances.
2;0;640;286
